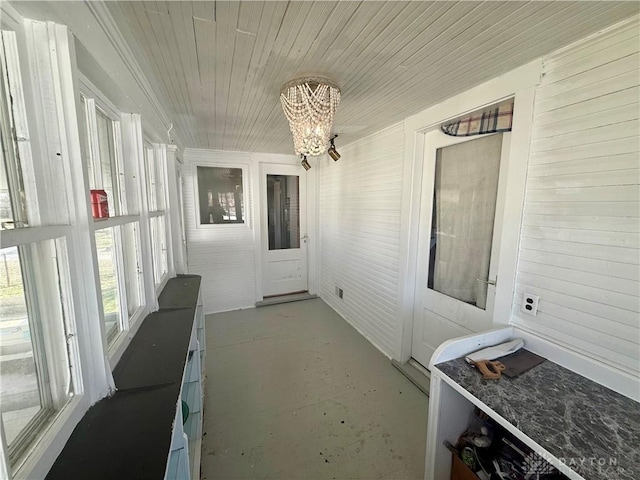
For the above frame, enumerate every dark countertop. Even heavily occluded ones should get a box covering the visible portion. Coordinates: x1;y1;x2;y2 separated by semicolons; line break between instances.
436;356;640;480
46;275;202;480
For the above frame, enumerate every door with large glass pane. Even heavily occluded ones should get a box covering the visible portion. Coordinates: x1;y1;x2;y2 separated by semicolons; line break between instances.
411;130;509;369
261;164;307;297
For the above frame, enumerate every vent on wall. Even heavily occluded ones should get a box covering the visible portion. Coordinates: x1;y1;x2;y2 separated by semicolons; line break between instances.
335;286;343;299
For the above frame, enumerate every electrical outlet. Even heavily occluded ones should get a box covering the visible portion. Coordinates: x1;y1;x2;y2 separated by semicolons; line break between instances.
521;293;539;316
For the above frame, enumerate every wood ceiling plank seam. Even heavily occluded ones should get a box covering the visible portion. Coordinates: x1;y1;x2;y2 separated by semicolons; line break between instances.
225;2;263;150
288;0;346;67
191;1;210;24
160;0;199;147
338;1;555;105
221;0;246;142
326;2;435;76
214;1;238;149
394;1;521;69
167;2;200;130
123;1;187;140
338;2;457;89
232;1;270;150
236;2;319;151
297;1;372;72
340;2;556;114
233;9;280;148
377;2;484;69
192;17;215;147
348;2;615;122
150;0;193;135
128;3;182;123
177;1;207;147
270;1;307;54
204;14;218;148
222;1;243;149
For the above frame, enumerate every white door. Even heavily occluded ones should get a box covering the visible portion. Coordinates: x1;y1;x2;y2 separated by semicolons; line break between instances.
411;130;510;369
261;164;308;297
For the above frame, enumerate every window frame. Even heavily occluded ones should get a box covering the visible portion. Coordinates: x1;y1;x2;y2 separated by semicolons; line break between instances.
79;77;148;355
193;162;250;230
0;25;83;473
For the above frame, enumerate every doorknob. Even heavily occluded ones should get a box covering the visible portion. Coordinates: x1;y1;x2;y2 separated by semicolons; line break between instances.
476;278;497;286
300;235;309;243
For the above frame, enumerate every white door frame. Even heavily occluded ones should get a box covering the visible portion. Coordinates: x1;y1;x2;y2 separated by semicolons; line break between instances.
395;60;542;363
254;158;318;302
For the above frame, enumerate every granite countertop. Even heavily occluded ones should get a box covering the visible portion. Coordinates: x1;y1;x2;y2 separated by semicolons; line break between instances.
436;356;640;480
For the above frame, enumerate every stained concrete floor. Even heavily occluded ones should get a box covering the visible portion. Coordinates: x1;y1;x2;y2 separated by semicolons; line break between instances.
200;299;429;480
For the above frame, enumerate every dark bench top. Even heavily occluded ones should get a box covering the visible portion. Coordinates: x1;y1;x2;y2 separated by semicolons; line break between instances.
46;275;202;480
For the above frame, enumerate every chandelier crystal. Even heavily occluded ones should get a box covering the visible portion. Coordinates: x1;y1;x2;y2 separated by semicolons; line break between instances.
280;76;341;157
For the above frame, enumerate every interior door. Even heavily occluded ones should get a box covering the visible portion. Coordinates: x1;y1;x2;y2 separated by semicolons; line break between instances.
411;130;510;369
261;164;308;297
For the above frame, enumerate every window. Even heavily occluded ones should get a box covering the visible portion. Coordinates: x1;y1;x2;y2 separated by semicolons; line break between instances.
80;93;145;346
145;145;168;287
0;30;76;470
427;134;503;310
196;166;245;225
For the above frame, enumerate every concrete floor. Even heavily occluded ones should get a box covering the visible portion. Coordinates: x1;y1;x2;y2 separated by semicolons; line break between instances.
201;299;428;480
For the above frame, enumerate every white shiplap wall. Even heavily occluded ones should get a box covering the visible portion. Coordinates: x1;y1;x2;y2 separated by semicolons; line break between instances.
183;149;257;314
512;20;640;376
318;123;405;358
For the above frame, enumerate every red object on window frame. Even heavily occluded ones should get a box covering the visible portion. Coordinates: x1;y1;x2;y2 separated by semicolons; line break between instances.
90;190;109;219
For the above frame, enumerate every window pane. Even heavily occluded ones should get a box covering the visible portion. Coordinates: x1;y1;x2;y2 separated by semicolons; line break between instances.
197;166;244;224
0;247;41;446
95;228;122;343
95;111;119;216
122;222;143;317
144;147;157;211
0;241;73;461
155;151;165;212
78;96;95;191
267;175;300;250
151;216;167;286
428;134;502;310
0;67;28;230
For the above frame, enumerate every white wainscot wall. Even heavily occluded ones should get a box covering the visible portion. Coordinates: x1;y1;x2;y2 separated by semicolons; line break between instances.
183;148;299;314
511;19;640;377
318;123;405;359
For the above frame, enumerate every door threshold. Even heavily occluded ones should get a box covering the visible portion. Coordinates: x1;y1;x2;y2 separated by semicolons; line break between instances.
255;292;318;307
391;358;430;396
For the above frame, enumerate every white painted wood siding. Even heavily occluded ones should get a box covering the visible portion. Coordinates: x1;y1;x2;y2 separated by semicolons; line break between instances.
319;123;405;358
183;149;257;314
512;20;640;376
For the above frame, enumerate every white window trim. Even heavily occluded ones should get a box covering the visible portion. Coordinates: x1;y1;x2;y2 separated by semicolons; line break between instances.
192;162;251;230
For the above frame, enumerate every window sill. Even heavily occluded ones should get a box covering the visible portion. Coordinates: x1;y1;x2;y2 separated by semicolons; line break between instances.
91;215;140;231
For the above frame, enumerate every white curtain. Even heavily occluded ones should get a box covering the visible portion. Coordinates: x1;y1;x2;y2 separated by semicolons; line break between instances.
432;134;502;309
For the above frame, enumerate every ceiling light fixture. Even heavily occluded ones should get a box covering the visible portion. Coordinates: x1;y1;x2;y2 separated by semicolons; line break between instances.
300;155;311;171
327;135;340;161
280;76;341;157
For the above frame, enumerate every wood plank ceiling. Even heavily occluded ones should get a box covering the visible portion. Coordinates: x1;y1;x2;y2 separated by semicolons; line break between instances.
106;1;639;154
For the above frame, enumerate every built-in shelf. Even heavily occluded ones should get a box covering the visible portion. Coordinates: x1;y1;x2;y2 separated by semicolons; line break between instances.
45;275;204;480
425;326;639;480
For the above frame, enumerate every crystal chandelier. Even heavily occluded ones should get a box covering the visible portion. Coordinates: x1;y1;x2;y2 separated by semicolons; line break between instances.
280;76;341;157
